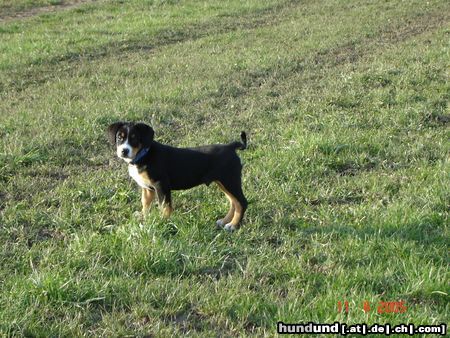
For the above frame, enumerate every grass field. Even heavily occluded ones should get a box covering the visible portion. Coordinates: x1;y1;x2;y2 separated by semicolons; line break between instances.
0;0;449;336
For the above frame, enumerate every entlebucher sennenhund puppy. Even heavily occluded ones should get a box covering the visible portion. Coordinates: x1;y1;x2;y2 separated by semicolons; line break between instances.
107;122;248;231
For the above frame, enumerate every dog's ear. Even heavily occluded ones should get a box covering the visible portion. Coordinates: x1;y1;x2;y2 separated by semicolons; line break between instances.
135;123;155;147
107;122;125;145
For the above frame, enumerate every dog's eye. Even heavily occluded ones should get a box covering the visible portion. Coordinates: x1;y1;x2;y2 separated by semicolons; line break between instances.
130;134;136;139
117;134;124;141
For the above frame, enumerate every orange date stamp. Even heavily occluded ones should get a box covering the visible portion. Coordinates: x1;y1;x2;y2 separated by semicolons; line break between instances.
338;300;407;314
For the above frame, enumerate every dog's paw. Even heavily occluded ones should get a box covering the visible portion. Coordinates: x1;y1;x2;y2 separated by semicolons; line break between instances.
216;219;225;228
134;210;144;219
223;223;237;232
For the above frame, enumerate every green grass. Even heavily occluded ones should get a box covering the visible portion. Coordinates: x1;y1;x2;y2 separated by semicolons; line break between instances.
1;0;449;336
0;0;67;17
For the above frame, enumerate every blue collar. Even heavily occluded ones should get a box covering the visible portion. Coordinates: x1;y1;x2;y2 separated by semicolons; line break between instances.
130;147;150;165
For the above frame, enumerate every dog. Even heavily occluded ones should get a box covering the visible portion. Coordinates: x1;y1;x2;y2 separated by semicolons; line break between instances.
107;122;248;231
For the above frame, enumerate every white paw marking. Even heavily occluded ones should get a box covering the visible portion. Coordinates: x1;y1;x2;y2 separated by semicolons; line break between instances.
224;223;236;232
216;219;225;228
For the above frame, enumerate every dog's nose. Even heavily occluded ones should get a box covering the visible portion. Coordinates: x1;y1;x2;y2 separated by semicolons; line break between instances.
121;148;129;157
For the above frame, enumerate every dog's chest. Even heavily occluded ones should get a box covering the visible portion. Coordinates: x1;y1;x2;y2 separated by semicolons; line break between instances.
128;165;153;188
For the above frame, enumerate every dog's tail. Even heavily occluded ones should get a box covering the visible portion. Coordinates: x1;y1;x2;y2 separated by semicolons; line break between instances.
229;131;247;151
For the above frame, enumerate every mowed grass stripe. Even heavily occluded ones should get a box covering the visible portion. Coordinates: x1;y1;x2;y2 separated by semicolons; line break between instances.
0;0;446;139
0;0;294;71
0;0;97;22
1;0;448;92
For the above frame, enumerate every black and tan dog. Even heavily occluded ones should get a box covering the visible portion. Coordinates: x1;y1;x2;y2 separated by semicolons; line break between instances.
107;122;248;231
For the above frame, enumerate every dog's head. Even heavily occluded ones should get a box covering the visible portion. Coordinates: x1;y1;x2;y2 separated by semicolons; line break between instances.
107;122;154;163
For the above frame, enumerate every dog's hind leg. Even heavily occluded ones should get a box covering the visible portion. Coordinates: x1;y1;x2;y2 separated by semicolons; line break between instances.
215;181;235;228
215;178;247;232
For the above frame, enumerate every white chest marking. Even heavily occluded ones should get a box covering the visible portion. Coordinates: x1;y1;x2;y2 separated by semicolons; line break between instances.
128;165;152;189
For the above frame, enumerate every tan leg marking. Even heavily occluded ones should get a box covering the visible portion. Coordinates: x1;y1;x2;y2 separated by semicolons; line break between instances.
222;195;235;224
162;203;173;218
141;188;155;213
230;200;243;228
215;181;242;229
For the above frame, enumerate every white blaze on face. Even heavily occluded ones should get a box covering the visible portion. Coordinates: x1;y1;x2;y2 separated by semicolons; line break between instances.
115;125;141;163
117;140;133;163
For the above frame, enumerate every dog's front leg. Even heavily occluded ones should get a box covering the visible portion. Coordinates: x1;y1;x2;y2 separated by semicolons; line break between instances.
153;181;173;218
141;188;155;214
